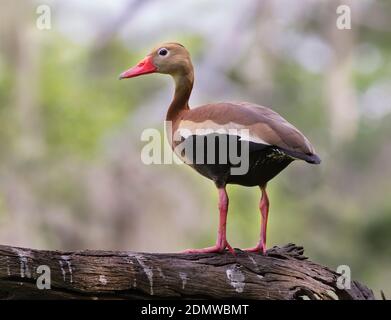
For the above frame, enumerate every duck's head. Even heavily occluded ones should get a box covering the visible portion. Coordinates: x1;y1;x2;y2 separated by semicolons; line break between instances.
119;42;193;80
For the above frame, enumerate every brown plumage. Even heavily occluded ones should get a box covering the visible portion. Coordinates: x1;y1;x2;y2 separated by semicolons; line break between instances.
178;102;319;163
120;42;321;254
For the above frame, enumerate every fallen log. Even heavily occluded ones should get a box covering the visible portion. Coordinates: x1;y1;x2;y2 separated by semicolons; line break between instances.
0;243;375;300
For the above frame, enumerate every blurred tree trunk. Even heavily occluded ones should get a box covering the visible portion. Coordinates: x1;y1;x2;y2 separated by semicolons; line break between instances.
0;1;44;247
1;0;44;157
325;0;358;146
14;2;44;158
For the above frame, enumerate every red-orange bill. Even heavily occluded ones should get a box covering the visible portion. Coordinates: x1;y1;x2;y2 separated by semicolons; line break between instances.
119;56;157;79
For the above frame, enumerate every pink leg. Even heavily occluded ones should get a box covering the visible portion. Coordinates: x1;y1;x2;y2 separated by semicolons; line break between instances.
244;185;269;255
182;187;235;254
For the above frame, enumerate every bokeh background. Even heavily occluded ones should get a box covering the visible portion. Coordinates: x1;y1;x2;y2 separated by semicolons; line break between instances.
0;0;390;298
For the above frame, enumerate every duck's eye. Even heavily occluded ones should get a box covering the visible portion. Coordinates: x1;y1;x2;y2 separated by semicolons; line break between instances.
158;48;168;56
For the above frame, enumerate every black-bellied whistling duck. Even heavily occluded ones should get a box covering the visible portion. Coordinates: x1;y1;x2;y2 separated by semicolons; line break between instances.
119;43;321;255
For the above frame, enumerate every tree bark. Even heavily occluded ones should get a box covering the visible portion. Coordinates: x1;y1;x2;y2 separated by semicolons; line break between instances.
0;243;375;300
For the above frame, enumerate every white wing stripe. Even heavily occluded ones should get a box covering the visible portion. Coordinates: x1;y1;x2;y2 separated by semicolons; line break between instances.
177;120;271;145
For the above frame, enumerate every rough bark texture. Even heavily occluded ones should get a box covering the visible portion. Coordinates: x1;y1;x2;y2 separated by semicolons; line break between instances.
0;243;375;300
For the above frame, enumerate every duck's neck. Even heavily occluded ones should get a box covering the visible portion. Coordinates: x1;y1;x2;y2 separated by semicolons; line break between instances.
166;71;194;122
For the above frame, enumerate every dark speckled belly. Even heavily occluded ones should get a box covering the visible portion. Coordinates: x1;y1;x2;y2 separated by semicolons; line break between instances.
177;134;294;188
